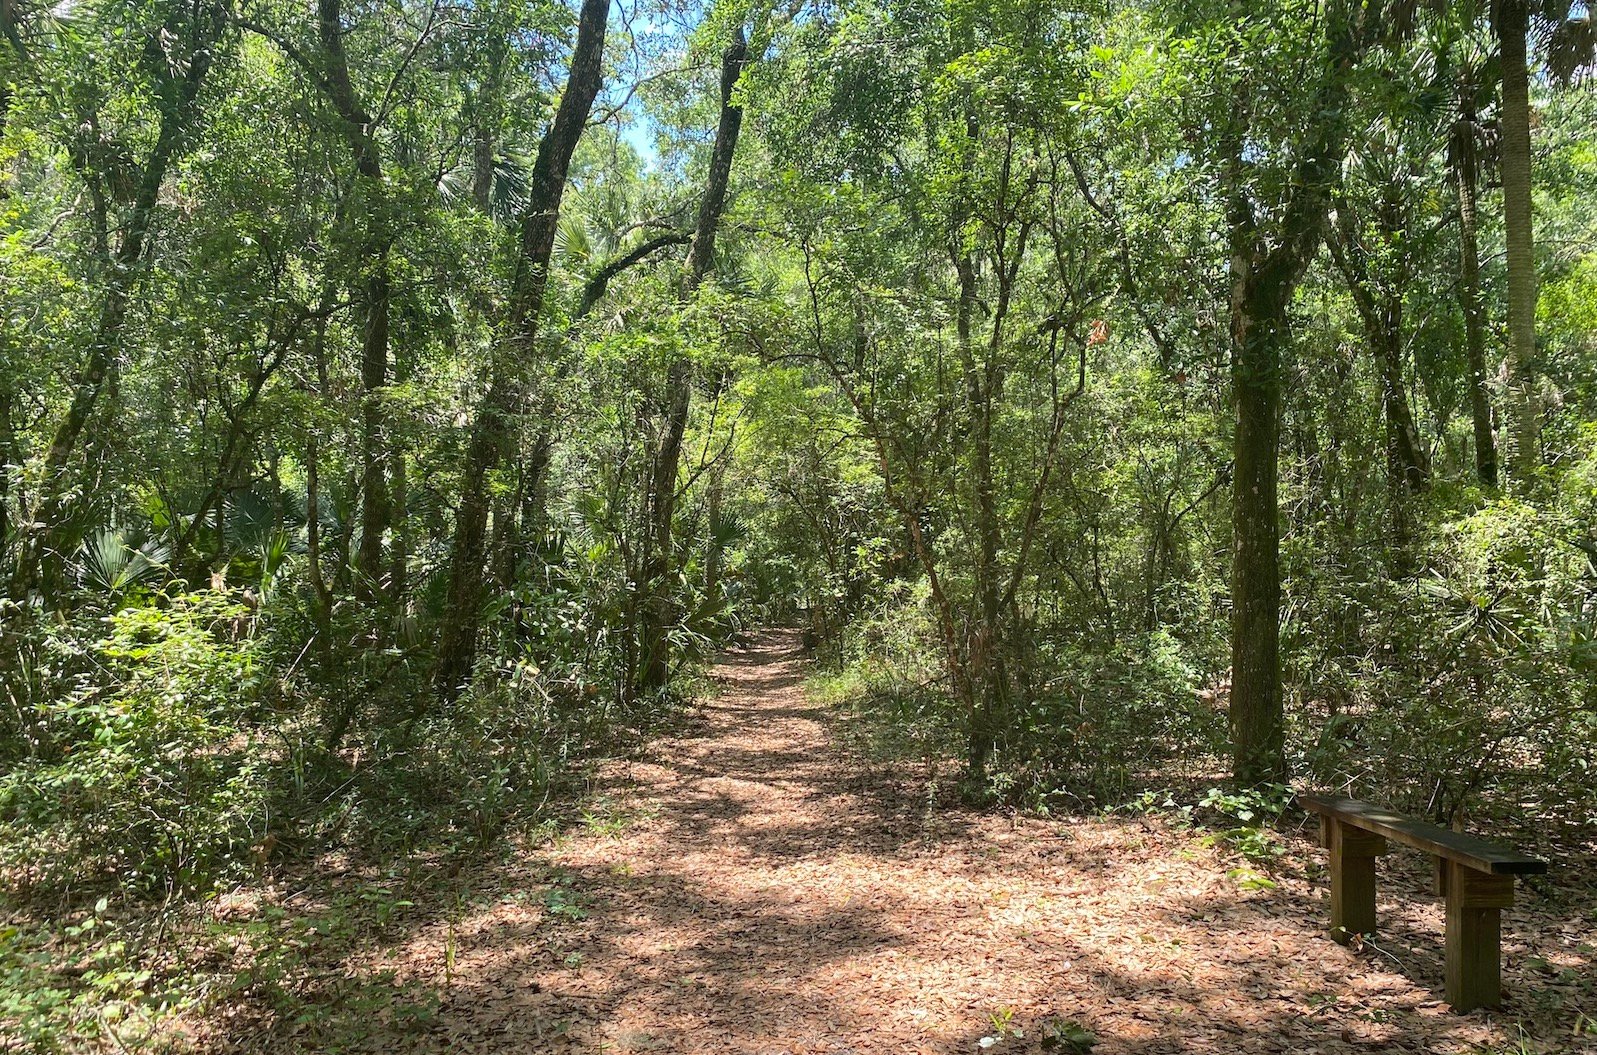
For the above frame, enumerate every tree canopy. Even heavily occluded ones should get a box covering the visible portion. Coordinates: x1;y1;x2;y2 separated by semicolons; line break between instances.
1;0;1595;1044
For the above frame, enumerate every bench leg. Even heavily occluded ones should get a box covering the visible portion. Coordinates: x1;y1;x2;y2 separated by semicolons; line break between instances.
1328;819;1388;944
1444;862;1515;1012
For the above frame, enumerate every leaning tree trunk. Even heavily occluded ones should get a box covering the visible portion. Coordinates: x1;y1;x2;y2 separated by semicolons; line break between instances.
1453;95;1498;489
510;231;695;587
634;28;749;697
1369;194;1430;495
1496;0;1540;483
1326;196;1429;558
354;263;391;596
636;358;692;694
1374;325;1429;493
434;0;611;703
9;12;220;599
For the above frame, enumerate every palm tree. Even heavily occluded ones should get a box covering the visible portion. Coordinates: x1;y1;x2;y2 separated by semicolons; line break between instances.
1496;0;1540;482
1493;0;1594;484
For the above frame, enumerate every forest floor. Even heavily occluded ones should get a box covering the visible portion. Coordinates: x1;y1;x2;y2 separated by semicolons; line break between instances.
182;630;1594;1054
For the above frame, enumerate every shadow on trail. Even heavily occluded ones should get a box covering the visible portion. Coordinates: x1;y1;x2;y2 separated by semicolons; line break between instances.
204;629;1596;1054
407;628;950;1050
623;631;972;867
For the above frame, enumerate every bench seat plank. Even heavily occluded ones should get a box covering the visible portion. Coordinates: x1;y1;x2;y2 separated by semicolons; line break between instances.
1299;795;1546;876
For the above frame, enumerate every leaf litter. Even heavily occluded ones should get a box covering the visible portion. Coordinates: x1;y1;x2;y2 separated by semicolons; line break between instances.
188;630;1596;1054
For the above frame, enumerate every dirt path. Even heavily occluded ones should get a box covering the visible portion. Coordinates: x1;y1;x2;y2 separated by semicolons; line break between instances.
385;630;1577;1054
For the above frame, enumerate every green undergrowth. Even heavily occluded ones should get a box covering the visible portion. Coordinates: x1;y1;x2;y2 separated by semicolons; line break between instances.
0;788;648;1053
806;600;1228;810
1;854;609;1053
810;662;960;768
1120;784;1296;891
0;584;696;1052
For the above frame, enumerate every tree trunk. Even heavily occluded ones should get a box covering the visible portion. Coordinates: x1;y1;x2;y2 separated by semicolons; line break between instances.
1371;195;1429;496
1453;95;1498;488
468;36;507;216
1229;281;1286;788
1374;325;1429;493
512;232;692;588
355;265;391;595
956;245;1011;784
1373;325;1422;559
315;0;393;597
488;488;516;588
704;466;724;602
389;446;409;601
637;359;692;693
0;383;13;565
306;311;341;738
472;117;496;211
520;430;555;548
1223;1;1366;787
9;14;219;599
1496;0;1540;482
435;0;610;703
634;28;749;697
1327;199;1429;496
1213;0;1367;785
306;433;334;640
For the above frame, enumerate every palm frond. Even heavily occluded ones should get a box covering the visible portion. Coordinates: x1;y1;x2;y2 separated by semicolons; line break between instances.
554;211;594;265
80;529;169;595
225;489;278;551
1547;14;1596;83
491;153;532;223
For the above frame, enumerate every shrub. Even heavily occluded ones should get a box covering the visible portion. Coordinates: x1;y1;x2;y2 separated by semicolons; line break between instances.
1291;492;1597;824
0;589;275;900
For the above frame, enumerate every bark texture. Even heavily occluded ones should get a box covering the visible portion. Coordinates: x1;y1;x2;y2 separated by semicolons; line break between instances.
633;28;749;697
1225;1;1370;787
435;0;611;702
1496;0;1540;483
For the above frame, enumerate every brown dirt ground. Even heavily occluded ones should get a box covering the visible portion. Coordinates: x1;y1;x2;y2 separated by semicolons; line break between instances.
225;630;1597;1054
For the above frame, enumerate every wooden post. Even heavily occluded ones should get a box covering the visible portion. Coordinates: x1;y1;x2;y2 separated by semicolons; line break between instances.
1433;855;1450;897
1328;819;1388;944
1444;862;1515;1012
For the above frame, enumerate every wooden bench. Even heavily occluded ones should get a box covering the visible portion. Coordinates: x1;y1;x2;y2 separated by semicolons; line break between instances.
1299;795;1547;1013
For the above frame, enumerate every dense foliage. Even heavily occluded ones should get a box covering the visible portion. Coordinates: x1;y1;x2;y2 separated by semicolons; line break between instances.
1;0;1594;1040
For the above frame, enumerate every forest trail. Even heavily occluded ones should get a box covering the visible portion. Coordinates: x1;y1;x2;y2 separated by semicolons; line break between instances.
378;631;1531;1054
